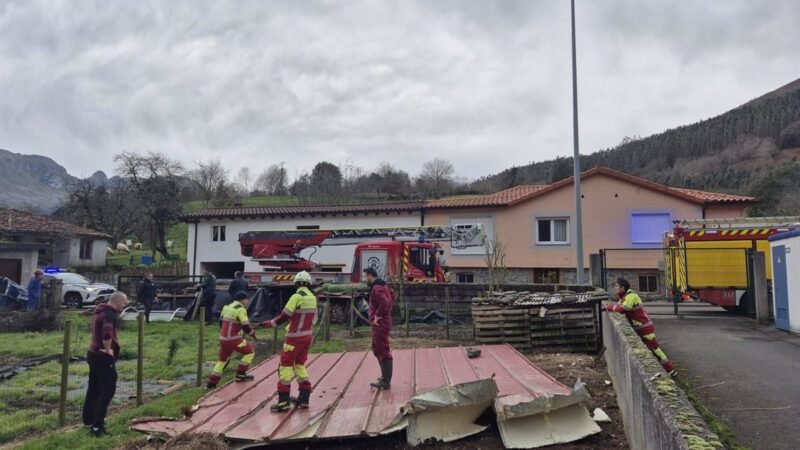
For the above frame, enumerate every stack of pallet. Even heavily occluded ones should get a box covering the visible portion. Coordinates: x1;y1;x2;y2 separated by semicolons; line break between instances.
471;290;608;353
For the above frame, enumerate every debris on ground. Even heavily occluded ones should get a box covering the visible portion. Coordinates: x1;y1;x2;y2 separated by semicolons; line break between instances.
471;290;609;307
117;432;229;450
593;408;612;423
130;345;601;449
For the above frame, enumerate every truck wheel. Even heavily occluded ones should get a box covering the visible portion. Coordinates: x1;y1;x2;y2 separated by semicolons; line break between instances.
65;293;82;309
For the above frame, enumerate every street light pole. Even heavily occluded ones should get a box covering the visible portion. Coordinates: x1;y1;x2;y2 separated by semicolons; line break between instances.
571;0;585;284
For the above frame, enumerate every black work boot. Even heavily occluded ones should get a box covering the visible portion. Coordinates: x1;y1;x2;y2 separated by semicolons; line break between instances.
370;360;392;390
291;389;311;409
235;371;254;382
270;391;291;413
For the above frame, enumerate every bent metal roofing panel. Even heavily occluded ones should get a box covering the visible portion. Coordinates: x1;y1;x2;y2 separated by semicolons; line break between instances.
130;345;599;448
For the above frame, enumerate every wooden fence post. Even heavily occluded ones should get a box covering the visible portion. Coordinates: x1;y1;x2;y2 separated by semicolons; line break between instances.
445;286;451;340
349;289;355;337
273;325;279;354
196;308;205;387
136;312;144;406
58;320;72;426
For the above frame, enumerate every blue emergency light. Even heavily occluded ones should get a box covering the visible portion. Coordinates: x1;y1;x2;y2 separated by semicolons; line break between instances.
43;266;63;274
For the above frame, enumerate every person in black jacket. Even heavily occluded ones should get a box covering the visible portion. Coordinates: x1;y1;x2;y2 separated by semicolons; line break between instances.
228;271;249;301
136;272;157;323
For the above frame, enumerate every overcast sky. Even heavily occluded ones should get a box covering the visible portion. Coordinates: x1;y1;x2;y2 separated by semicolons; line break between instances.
1;0;798;181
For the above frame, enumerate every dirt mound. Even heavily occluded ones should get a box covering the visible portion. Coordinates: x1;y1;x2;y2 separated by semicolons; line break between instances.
117;433;229;450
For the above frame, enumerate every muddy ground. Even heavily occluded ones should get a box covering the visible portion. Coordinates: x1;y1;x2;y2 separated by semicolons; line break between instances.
126;332;627;450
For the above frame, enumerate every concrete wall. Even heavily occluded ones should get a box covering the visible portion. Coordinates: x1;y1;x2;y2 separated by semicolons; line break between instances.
187;212;422;276
703;204;748;219
0;249;39;283
603;312;723;450
66;238;108;267
426;173;713;270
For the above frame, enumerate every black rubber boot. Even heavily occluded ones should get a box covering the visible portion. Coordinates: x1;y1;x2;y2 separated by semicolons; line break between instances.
271;391;291;413
291;389;311;408
236;371;254;382
370;360;392;390
383;359;393;386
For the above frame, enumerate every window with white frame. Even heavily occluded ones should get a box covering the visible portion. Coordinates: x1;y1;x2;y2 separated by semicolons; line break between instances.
536;218;569;245
212;225;226;242
79;239;93;260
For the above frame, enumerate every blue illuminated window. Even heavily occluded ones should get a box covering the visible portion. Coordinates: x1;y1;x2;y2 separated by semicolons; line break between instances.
630;213;671;244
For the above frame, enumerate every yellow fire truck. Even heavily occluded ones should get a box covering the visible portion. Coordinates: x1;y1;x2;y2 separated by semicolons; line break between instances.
665;216;800;311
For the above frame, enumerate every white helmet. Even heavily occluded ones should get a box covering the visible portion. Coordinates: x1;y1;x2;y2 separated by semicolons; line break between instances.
293;271;312;284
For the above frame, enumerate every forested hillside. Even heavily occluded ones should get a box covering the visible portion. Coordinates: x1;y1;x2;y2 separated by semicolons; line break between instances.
474;78;800;215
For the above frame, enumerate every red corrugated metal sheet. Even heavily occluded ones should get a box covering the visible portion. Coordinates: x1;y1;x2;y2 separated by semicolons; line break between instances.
130;345;592;447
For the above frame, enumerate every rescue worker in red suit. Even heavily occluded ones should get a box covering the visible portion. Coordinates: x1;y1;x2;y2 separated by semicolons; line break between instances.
262;271;317;412
206;291;256;389
363;267;396;390
604;278;677;377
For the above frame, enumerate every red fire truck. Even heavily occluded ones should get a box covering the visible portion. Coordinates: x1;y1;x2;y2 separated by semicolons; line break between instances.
239;225;483;285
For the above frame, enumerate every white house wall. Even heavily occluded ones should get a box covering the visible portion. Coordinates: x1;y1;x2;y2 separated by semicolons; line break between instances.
187;213;423;276
66;238;108;268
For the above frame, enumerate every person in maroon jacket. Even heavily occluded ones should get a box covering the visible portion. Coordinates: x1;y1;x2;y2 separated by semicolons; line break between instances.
82;292;128;437
363;268;396;390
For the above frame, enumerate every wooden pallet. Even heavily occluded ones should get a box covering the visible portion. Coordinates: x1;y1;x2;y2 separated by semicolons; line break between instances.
472;304;599;353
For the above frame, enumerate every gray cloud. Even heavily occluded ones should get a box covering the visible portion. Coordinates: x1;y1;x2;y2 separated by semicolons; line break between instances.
0;0;798;180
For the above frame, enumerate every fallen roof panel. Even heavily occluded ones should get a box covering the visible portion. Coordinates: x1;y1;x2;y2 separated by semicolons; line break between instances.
130;344;599;449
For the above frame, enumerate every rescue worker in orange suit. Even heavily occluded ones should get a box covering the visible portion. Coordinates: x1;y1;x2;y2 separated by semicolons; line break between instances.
262;271;317;412
363;267;396;390
206;291;256;389
603;278;677;377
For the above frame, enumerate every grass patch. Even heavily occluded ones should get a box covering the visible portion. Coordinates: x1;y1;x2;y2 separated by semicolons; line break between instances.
17;385;209;450
0;311;347;445
675;376;750;450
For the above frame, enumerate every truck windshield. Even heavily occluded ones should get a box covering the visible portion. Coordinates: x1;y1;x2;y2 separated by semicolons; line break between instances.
410;247;435;274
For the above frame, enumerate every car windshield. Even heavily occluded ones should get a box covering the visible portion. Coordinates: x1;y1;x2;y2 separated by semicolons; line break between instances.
57;273;91;284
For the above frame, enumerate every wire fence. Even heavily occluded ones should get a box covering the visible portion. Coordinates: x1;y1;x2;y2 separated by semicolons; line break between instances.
0;309;219;445
0;283;594;444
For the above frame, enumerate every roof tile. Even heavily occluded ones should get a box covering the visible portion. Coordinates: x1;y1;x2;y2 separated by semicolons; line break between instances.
180;201;425;221
0;208;110;239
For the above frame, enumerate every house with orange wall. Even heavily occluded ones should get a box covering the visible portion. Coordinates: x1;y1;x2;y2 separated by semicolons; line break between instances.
424;167;755;289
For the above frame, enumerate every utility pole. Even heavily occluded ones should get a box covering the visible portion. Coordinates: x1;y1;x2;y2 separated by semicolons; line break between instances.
571;0;585;284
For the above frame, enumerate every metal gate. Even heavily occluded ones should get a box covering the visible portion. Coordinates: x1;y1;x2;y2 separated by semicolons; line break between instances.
600;248;755;316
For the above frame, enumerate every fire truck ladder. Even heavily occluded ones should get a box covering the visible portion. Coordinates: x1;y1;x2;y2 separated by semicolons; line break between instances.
241;225;484;248
675;216;800;231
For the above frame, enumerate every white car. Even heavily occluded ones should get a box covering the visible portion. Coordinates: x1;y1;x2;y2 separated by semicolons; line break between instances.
44;272;116;309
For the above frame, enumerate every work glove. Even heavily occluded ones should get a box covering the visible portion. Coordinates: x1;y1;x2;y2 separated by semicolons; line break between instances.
261;319;277;329
600;304;610;312
248;330;258;341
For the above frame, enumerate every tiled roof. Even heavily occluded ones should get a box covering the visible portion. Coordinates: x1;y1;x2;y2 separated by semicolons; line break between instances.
426;185;549;208
0;208;110;239
426;167;756;209
180;202;426;221
671;188;755;204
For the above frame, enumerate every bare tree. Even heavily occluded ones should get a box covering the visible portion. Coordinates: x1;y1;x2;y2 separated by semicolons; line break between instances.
189;158;228;206
60;177;139;246
236;167;253;195
483;232;508;293
417;158;455;198
255;164;289;195
114;152;184;259
211;180;241;207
